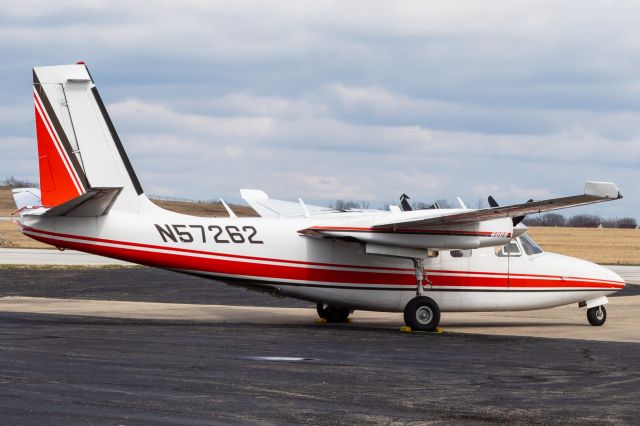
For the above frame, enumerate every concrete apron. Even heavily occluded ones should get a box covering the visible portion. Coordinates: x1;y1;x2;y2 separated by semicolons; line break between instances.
0;295;638;343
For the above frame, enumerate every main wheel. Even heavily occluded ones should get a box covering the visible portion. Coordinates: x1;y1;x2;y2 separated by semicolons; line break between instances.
404;296;441;332
316;303;352;322
587;305;606;326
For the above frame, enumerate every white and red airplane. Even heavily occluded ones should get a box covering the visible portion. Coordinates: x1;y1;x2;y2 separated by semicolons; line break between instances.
11;63;625;331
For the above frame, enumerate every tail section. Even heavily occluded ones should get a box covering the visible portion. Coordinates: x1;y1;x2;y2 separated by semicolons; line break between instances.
33;63;144;212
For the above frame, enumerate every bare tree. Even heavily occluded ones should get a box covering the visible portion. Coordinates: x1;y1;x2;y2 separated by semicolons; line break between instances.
603;217;637;229
434;199;452;209
3;176;38;188
412;201;432;210
567;214;601;228
332;200;362;210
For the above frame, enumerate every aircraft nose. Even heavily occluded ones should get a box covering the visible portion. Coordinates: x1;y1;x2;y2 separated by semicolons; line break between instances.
542;253;625;290
576;257;626;290
599;265;626;288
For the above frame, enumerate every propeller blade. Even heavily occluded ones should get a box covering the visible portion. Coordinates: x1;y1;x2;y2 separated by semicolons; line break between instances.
512;199;533;226
399;193;412;211
512;215;526;226
488;195;524;226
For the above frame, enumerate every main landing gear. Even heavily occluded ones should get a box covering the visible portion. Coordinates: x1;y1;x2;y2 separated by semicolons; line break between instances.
316;303;352;323
403;258;441;332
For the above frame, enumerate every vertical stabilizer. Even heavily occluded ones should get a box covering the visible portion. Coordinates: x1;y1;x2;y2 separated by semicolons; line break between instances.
33;63;145;212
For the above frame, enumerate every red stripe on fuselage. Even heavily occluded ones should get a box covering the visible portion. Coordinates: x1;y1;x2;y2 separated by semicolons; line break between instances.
22;226;624;291
21;225;411;271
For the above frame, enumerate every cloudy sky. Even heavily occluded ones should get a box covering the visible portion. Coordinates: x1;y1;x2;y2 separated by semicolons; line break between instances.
1;1;638;218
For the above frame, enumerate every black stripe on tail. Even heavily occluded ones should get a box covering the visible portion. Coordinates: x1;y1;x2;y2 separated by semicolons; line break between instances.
91;87;144;196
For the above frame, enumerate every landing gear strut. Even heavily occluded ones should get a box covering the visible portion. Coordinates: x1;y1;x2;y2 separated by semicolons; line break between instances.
316;303;352;322
403;258;441;331
587;305;606;326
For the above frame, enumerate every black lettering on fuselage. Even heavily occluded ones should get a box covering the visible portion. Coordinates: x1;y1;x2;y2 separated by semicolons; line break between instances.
155;224;178;243
154;223;264;245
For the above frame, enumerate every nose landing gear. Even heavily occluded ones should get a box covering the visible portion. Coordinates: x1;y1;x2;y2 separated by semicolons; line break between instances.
587;305;607;326
580;296;608;326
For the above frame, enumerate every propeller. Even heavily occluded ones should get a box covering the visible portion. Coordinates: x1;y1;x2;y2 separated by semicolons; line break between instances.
487;196;532;226
400;193;412;211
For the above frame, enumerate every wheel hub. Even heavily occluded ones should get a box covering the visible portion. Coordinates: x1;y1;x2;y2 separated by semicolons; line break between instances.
596;307;604;320
416;306;433;324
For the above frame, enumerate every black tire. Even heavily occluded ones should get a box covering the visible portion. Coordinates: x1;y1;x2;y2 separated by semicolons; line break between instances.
316;303;352;322
404;296;441;332
587;305;606;326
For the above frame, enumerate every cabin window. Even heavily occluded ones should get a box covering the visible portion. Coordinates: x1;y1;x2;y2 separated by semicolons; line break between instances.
520;234;544;255
427;250;439;258
450;249;472;258
495;242;521;257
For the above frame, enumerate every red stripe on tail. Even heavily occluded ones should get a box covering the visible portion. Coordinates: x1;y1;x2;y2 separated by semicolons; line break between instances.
34;93;83;206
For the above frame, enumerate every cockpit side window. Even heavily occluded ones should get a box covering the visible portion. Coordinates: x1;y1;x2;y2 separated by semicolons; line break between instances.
520;234;544;255
495;241;522;257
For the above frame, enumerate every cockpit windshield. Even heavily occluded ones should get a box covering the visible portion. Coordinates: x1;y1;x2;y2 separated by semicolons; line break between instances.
519;234;544;255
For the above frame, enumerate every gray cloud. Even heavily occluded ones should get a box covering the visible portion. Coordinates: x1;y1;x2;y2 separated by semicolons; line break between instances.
0;0;637;219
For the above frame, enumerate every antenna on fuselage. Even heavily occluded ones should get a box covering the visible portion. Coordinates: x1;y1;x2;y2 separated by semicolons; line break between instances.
220;199;237;218
299;198;311;218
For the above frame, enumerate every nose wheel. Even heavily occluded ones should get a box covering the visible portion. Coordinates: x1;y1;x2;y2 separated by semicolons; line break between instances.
587;305;606;326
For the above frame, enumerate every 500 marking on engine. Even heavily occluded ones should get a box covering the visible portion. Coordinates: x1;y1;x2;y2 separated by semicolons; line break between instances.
155;224;263;244
490;232;511;238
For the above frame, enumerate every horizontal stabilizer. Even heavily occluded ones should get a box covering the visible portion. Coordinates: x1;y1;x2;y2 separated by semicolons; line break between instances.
12;188;42;210
38;187;122;217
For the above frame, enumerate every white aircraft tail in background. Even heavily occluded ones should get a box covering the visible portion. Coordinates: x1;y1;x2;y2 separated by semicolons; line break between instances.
13;63;625;331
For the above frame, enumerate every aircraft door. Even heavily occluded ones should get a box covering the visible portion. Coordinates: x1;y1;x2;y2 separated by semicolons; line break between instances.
495;240;523;288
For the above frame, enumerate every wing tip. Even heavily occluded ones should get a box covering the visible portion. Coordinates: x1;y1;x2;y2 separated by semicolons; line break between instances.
584;181;621;199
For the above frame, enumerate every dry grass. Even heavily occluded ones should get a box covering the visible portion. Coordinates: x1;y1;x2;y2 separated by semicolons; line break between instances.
0;186;17;216
150;199;257;217
0;264;142;270
0;221;51;249
527;227;640;265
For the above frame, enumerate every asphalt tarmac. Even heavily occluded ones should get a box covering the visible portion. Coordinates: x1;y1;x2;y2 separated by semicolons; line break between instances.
0;268;639;424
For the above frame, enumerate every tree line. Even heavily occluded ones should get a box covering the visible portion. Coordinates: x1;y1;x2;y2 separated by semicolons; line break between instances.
2;176;38;188
522;213;637;229
331;199;637;229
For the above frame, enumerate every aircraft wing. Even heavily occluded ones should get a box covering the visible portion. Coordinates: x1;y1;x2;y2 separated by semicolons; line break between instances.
373;181;622;229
